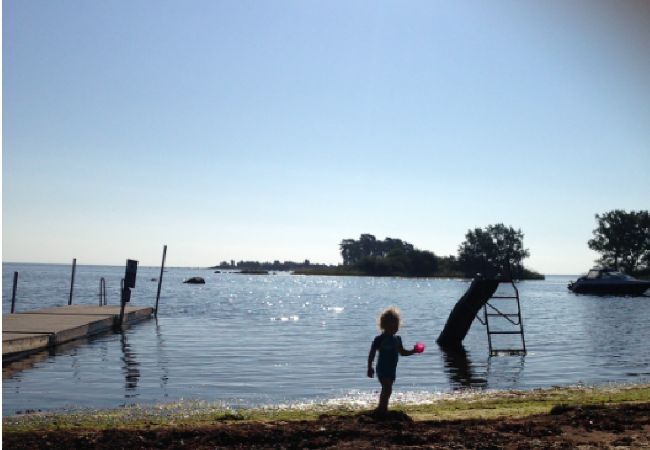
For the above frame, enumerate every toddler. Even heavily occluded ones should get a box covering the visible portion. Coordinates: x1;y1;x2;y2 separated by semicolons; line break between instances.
367;307;417;415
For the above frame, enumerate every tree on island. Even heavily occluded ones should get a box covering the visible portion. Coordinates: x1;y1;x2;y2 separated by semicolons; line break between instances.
340;234;437;277
212;259;319;271
340;234;414;265
457;224;530;278
588;209;650;273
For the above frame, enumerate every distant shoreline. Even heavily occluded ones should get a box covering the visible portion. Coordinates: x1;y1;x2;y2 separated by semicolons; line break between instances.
7;261;616;279
291;267;546;280
214;267;546;280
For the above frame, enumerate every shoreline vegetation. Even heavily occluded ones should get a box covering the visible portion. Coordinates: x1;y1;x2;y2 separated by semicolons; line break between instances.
291;266;546;280
210;263;545;280
211;210;649;281
211;231;547;280
4;384;650;448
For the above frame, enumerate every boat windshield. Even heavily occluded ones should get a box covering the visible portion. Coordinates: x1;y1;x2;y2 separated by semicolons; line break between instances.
584;269;637;280
602;271;635;280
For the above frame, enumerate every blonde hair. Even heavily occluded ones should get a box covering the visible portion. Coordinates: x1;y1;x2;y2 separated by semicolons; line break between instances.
378;307;401;331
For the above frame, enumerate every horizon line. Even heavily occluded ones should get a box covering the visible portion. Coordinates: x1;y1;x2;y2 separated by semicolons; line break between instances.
2;260;585;276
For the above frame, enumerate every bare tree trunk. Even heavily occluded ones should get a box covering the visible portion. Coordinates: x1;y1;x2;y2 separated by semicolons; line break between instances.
437;279;499;349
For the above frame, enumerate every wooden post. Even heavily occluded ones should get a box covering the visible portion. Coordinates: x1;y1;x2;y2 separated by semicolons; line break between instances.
154;245;167;317
118;278;126;328
118;259;138;329
437;279;499;349
99;278;106;306
68;258;77;305
11;272;18;313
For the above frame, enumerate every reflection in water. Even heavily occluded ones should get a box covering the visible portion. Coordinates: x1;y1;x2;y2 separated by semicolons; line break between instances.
440;345;487;389
120;333;140;397
100;339;109;363
3;336;96;379
2;349;54;379
155;319;170;397
487;353;525;387
72;348;81;382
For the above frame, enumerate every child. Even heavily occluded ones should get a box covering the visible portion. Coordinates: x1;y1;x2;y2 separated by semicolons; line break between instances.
367;307;417;415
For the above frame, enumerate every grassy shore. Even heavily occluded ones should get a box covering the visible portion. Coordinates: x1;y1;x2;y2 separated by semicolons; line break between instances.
4;383;649;432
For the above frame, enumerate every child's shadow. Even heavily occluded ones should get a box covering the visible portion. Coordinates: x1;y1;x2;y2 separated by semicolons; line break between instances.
318;410;413;424
356;410;413;423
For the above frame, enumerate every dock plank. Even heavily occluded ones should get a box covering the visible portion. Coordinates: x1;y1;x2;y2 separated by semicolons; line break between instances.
22;305;154;323
2;333;51;356
3;314;115;345
2;305;153;360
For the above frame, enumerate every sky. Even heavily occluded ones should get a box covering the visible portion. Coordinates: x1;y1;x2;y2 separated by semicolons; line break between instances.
2;1;649;273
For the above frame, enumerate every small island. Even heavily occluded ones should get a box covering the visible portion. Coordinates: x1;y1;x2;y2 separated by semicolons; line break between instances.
212;225;545;280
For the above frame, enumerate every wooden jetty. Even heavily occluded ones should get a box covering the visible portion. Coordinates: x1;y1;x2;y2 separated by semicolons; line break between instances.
2;305;153;362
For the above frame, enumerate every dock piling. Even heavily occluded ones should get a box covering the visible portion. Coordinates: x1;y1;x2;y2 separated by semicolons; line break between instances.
154;245;167;316
68;258;77;305
99;277;107;306
11;272;18;313
119;278;126;328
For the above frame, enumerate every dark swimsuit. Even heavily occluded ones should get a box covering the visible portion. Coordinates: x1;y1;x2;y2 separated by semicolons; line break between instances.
372;333;402;381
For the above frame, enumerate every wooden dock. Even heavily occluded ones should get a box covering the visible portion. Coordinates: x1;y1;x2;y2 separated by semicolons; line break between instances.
2;305;153;362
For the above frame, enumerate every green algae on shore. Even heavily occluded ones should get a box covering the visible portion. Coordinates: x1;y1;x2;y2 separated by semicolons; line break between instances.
4;383;650;432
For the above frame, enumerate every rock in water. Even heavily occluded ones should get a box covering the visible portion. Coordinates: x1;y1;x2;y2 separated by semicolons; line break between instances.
183;277;205;284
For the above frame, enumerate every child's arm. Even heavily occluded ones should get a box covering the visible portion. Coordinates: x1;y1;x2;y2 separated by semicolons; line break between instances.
367;346;376;378
398;338;416;356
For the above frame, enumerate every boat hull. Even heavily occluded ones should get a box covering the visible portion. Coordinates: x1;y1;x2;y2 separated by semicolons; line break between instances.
568;281;650;296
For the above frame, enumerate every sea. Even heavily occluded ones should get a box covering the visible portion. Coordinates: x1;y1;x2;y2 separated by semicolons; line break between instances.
2;262;650;415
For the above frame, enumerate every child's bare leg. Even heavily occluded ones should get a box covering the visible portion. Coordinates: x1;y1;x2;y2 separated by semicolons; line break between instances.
377;378;393;414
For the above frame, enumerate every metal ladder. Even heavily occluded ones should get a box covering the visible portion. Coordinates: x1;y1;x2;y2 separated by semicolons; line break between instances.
478;278;527;356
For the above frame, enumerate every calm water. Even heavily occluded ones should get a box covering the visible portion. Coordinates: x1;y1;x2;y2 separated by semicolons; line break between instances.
3;262;650;415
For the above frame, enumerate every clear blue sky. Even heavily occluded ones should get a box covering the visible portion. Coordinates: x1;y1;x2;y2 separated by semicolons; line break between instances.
3;1;649;273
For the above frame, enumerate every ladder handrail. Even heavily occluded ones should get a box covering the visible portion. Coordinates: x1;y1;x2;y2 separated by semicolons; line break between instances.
510;278;526;353
484;297;493;353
